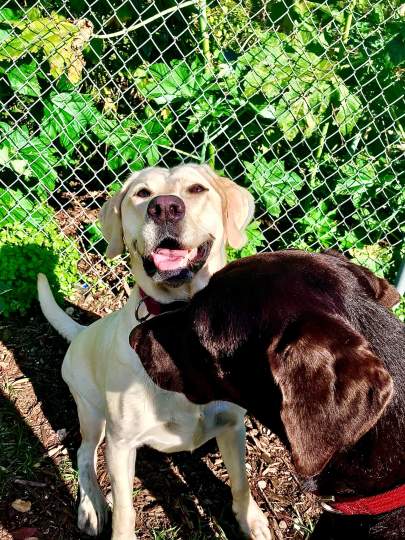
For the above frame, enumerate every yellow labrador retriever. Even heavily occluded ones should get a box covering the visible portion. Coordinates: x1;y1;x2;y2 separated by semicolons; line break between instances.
38;164;271;540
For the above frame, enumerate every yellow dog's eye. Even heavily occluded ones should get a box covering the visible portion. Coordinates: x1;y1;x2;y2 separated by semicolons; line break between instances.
188;184;207;194
137;188;152;198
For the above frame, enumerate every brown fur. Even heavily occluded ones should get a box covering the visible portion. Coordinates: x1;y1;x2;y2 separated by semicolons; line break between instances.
268;312;392;477
130;250;405;539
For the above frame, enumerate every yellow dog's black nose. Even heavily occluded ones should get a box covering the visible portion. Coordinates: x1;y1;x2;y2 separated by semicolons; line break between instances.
147;195;185;224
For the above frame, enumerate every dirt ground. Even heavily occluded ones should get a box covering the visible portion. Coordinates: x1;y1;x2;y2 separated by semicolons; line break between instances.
0;284;321;540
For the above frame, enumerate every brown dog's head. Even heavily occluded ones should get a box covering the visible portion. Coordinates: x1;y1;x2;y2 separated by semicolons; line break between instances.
131;251;398;478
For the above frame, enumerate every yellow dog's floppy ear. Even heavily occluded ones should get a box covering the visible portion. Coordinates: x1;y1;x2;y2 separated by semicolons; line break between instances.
203;165;255;249
99;173;140;259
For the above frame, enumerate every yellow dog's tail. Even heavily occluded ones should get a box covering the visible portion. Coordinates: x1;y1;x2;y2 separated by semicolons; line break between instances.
37;273;84;342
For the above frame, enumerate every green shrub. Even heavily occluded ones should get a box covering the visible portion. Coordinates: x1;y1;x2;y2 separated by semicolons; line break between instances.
0;220;81;317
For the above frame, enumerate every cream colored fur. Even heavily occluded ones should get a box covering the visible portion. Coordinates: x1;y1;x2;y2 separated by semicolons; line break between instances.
38;164;270;540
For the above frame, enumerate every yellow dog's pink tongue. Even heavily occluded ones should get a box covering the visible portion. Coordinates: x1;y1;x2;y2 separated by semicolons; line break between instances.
151;248;192;271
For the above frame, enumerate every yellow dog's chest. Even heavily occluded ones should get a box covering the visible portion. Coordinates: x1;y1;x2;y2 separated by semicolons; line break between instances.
137;401;240;453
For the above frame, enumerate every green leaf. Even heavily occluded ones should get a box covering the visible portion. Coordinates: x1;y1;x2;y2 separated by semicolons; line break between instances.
339;230;364;250
0;188;52;227
275;81;332;140
238;35;286;70
336;155;377;206
297;201;337;246
0;123;30;150
137;60;203;105
19;138;59;193
0;122;58;194
10;159;29;174
385;33;405;68
335;93;362;136
245;155;303;217
241;43;292;99
0;8;20;23
42;92;97;151
0;146;8;164
349;244;393;278
0;28;11;42
0;217;81;316
0;14;89;83
256;102;276;119
145;144;160;166
7;60;41;97
51;92;94;118
293;0;345;23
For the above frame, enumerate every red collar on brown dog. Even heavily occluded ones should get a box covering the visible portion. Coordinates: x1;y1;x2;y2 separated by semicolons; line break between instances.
324;483;405;515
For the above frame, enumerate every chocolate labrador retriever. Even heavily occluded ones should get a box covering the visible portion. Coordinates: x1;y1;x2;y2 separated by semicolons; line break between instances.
130;250;404;539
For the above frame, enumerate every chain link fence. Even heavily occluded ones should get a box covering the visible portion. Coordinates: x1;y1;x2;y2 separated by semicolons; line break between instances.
0;0;404;316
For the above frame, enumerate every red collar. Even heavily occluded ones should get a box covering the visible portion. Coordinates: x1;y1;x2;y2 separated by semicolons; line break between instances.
135;288;187;322
323;484;405;516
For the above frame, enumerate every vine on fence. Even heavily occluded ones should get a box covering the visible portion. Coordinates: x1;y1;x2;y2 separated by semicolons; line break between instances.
0;0;403;315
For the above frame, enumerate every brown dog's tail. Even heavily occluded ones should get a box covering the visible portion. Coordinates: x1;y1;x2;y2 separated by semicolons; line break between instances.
37;273;84;342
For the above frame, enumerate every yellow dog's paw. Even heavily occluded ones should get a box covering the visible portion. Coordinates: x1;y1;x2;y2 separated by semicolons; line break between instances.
77;495;109;536
234;497;272;540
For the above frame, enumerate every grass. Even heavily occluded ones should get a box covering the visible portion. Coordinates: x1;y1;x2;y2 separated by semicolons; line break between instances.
150;525;229;540
291;506;316;538
151;527;181;540
0;392;43;496
58;457;79;495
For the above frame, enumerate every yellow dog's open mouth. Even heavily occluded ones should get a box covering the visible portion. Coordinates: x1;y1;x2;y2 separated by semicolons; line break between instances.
151;247;198;272
142;238;213;284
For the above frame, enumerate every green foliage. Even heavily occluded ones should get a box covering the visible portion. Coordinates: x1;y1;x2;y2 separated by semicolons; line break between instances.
136;59;205;105
245;156;303;217
0;187;53;227
0;122;59;198
7;60;41;97
0;0;403;288
0;218;81;316
206;0;261;51
0;8;91;83
238;34;362;140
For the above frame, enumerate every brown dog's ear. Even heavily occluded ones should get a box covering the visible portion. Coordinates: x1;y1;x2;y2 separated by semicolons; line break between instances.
99;173;139;258
324;250;400;308
269;313;393;477
203;166;255;249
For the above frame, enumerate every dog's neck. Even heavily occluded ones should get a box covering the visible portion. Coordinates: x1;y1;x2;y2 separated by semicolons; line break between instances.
312;504;405;538
310;305;405;534
314;304;405;500
312;398;405;532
